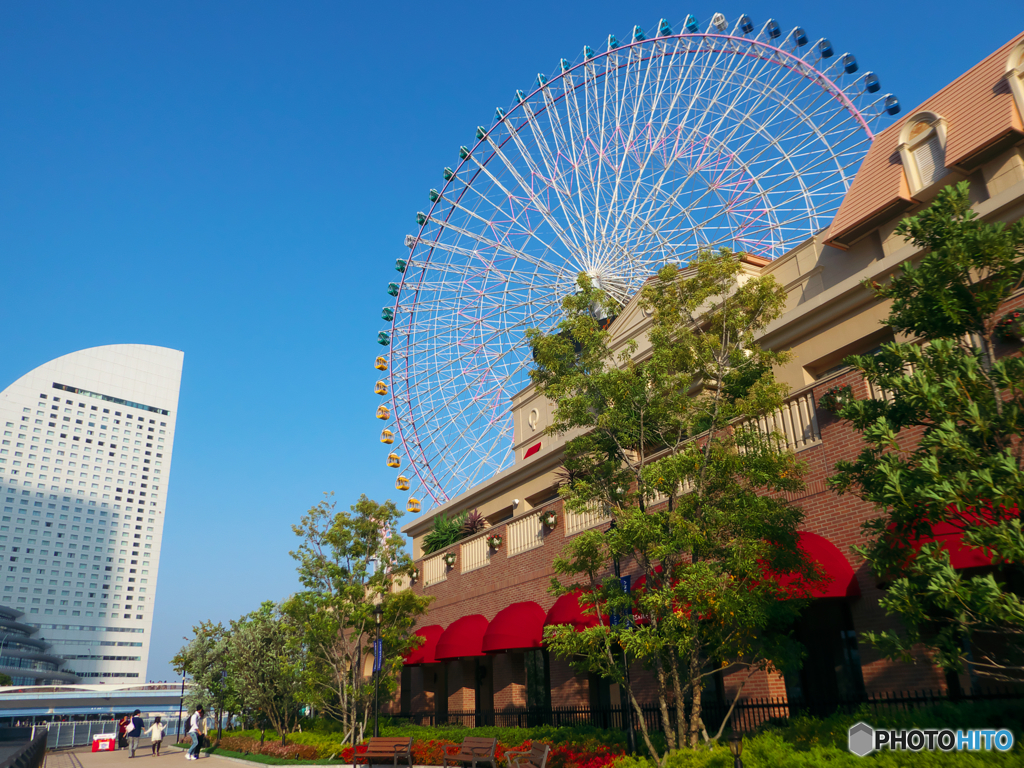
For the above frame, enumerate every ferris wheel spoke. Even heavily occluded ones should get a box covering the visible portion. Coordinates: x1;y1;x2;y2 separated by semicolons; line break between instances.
503;106;593;249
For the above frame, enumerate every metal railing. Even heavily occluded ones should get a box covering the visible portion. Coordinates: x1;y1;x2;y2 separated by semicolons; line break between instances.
391;688;1023;734
0;730;46;768
34;718;185;751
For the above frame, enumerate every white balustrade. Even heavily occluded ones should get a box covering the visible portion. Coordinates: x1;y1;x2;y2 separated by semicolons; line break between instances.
422;552;447;587
507;509;545;556
461;534;491;573
565;499;610;536
740;391;821;452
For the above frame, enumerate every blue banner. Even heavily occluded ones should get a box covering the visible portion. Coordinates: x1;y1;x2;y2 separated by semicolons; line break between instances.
610;575;632;627
373;639;383;673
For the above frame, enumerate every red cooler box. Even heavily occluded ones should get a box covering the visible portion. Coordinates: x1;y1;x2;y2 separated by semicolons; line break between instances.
92;734;117;752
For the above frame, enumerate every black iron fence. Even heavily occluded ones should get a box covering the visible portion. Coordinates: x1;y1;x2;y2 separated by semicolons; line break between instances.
390;688;1023;734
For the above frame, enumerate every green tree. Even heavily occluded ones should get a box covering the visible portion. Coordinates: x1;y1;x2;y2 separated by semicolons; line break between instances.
172;621;235;742
228;602;303;745
829;182;1024;683
529;252;815;761
283;493;431;744
0;673;11;686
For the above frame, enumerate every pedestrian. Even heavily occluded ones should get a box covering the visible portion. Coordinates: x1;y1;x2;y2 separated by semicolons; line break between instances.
145;716;166;756
118;714;130;750
186;706;206;761
126;709;144;758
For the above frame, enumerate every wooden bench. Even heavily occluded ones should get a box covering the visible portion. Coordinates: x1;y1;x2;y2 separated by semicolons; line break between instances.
505;743;550;768
353;737;414;768
443;737;498;768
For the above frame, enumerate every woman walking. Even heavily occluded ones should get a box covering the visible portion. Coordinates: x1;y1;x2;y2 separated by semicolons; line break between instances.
145;716;167;756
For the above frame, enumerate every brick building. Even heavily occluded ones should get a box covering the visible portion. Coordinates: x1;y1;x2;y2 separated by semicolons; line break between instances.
392;33;1024;719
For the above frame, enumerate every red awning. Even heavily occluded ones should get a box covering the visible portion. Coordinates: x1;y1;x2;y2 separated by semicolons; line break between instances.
778;531;860;599
482;602;546;652
403;625;443;666
434;615;489;660
899;504;1019;569
544;592;600;631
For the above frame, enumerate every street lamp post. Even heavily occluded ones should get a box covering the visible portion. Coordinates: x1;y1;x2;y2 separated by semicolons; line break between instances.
728;732;744;768
373;604;384;738
607;521;636;756
176;673;186;742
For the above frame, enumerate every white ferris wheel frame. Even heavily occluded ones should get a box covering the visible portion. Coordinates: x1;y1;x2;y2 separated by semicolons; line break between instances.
379;17;897;508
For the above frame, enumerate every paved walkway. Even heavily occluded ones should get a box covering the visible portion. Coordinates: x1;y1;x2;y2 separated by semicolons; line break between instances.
46;741;437;768
46;741;217;767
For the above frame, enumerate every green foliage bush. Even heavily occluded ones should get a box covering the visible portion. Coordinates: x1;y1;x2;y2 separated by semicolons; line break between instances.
226;700;1024;766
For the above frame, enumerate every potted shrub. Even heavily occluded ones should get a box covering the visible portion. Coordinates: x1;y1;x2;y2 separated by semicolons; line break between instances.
817;384;853;414
541;510;558;529
996;310;1024;341
486;533;503;550
443;552;457;568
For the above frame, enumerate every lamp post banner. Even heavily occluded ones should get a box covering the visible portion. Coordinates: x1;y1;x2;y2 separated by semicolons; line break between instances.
373;639;383;673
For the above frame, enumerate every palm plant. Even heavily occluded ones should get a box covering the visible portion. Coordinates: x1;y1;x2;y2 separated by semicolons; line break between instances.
421;511;467;554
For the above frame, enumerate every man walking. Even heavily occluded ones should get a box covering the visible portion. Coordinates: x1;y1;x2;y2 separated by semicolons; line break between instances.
126;709;144;758
187;706;206;761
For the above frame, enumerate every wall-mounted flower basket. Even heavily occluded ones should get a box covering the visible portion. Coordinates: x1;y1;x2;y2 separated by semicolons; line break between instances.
486;534;503;550
996;311;1024;341
817;384;853;415
443;552;457;568
541;510;558;529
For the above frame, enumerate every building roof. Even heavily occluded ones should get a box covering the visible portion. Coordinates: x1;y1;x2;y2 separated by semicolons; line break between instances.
827;31;1024;248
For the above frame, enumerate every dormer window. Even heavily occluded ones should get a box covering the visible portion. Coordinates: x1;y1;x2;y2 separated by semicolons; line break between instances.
898;112;948;195
1006;41;1024;127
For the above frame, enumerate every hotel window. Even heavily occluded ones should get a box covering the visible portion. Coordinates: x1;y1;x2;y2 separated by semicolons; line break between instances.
897;112;948;194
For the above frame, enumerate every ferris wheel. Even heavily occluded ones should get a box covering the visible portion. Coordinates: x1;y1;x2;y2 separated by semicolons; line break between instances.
374;13;900;509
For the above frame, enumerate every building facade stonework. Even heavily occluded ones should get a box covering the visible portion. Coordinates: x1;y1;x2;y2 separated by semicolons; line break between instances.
395;34;1024;716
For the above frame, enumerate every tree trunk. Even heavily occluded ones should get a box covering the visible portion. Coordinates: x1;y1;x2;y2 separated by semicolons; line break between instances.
654;657;676;750
687;652;703;749
669;654;687;750
624;684;663;766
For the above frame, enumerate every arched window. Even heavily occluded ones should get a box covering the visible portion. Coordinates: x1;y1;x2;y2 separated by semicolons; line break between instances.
1006;40;1024;126
898;112;948;195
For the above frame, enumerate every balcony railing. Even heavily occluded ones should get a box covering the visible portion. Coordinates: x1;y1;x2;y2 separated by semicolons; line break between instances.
422;553;447;587
416;388;824;579
739;390;821;453
461;534;491;574
565;499;610;536
507;509;545;556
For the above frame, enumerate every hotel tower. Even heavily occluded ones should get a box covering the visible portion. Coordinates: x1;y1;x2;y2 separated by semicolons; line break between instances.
0;345;183;683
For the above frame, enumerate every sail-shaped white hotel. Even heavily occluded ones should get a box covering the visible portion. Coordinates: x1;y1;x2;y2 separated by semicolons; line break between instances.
0;345;182;683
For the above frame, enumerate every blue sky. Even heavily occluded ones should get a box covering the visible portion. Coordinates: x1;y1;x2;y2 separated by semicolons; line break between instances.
1;1;1019;681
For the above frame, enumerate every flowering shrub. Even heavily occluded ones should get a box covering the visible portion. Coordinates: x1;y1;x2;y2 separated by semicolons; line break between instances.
214;735;319;759
546;740;624;768
216;729;626;766
487;534;503;549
